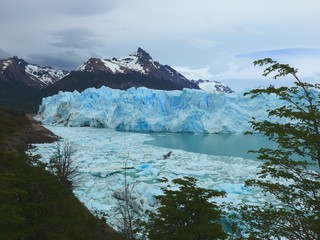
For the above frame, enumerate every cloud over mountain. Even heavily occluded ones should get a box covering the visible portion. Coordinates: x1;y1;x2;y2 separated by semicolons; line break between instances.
50;27;103;50
0;1;319;91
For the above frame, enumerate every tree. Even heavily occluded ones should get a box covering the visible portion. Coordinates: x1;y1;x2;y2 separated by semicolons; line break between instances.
113;161;140;240
49;140;79;187
144;176;227;240
238;58;320;239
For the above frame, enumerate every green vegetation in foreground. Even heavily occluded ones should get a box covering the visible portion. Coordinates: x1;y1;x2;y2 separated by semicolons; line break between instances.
235;59;320;239
0;108;29;150
0;108;120;239
143;177;227;240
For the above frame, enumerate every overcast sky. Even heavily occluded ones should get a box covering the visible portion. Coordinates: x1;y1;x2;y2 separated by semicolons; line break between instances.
1;0;319;91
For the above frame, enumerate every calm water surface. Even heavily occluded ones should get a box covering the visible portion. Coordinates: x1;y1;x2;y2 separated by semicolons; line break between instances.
145;133;276;160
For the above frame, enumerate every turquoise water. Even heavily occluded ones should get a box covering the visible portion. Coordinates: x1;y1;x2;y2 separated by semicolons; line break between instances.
145;133;276;160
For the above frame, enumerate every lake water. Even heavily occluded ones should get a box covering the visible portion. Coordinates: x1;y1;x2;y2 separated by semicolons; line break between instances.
145;133;276;160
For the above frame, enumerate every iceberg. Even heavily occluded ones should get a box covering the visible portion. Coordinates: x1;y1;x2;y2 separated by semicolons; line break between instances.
37;87;281;134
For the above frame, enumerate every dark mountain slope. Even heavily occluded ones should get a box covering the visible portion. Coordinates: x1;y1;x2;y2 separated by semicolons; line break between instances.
0;57;67;112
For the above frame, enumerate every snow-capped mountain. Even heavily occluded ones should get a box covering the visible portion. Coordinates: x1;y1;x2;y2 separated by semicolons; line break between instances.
0;48;233;112
76;47;196;87
76;48;154;74
0;56;68;89
191;79;234;93
25;64;68;87
50;48;199;93
0;56;68;112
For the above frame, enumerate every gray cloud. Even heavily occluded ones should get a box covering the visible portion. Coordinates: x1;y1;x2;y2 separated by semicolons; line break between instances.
0;0;319;91
27;51;86;71
0;0;120;18
0;48;11;60
237;48;320;60
50;27;103;50
52;0;120;16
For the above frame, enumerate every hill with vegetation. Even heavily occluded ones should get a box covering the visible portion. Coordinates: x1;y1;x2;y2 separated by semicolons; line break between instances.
0;108;120;239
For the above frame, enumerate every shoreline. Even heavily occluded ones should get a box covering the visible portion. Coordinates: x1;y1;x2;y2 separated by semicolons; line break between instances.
25;114;59;144
0;112;59;152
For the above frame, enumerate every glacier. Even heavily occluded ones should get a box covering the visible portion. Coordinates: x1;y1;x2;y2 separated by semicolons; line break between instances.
37;86;281;134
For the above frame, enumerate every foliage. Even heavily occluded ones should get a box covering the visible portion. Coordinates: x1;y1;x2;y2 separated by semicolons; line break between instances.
0;108;30;150
49;139;79;187
0;108;120;239
0;151;120;239
143;176;227;240
239;58;320;239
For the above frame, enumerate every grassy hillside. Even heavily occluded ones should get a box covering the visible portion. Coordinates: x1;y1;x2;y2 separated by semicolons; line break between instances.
0;108;29;149
0;108;120;239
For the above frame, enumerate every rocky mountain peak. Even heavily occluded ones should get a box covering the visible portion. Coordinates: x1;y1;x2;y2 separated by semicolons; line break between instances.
11;56;28;68
133;47;153;61
78;58;106;72
72;48;200;89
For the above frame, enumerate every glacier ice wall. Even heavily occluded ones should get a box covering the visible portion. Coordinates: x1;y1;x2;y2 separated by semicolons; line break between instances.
37;87;280;134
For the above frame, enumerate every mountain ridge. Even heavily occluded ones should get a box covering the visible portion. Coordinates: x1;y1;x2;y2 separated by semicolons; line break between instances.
69;47;199;90
0;56;68;88
0;48;233;112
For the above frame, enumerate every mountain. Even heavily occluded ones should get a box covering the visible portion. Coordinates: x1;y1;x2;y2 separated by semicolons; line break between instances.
0;56;68;88
191;79;234;93
46;48;199;94
0;57;68;112
0;48;234;112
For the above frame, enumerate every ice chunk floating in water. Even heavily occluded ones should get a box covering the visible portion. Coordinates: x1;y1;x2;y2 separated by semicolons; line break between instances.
36;87;282;133
31;126;268;228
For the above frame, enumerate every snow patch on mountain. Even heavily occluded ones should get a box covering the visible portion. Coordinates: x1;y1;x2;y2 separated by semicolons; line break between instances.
0;59;12;72
113;54;146;74
101;59;125;73
25;64;67;85
76;49;156;75
194;80;234;93
0;56;68;87
36;86;282;134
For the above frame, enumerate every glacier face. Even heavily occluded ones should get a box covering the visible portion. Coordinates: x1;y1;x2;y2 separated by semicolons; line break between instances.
37;87;280;134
